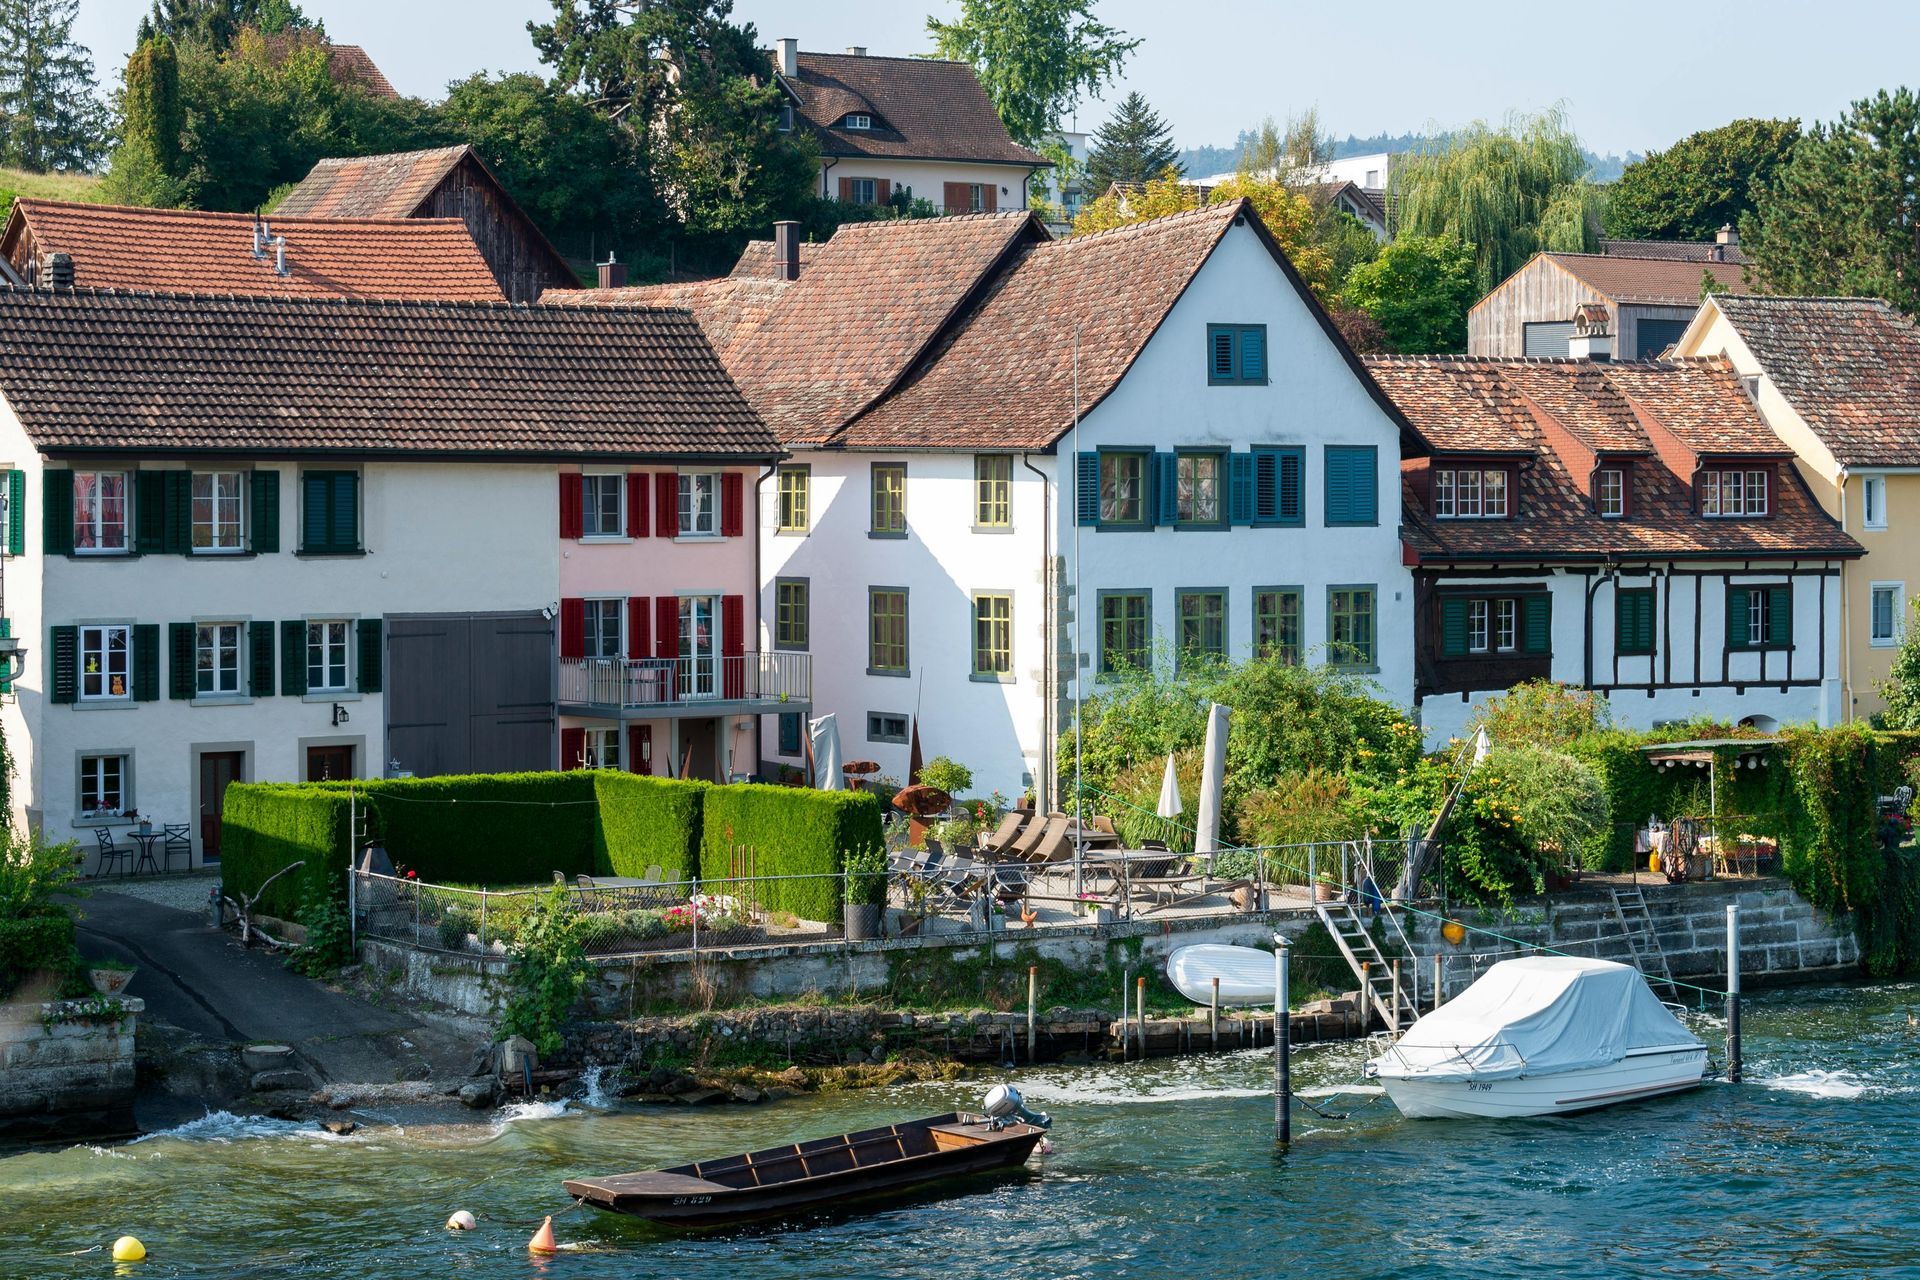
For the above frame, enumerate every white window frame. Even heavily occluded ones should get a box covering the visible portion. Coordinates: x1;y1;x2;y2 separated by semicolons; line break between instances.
1483;469;1509;517
1704;468;1769;517
844;113;872;130
306;619;351;694
582;725;621;769
1495;599;1518;652
1456;469;1482;518
850;177;877;204
1871;581;1905;648
74;471;129;555
196;621;243;695
79;752;129;817
1746;588;1771;648
1597;468;1625;518
80;623;131;701
678;471;720;538
581;472;625;539
1467;599;1489;653
1863;474;1889;532
191;470;246;553
583;598;624;661
1432;469;1454;518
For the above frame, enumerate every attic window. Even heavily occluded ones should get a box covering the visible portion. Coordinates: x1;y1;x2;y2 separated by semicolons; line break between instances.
778;103;794;132
843;113;873;130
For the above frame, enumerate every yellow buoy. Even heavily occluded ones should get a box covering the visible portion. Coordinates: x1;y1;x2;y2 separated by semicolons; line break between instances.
1649;851;1662;874
1440;919;1467;947
111;1236;146;1262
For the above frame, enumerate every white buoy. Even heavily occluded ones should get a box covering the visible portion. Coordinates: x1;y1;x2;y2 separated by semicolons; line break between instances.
446;1210;477;1231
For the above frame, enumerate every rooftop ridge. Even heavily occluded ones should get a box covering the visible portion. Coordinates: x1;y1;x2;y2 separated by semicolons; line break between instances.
1055;197;1242;247
0;284;719;317
795;49;969;67
8;198;467;230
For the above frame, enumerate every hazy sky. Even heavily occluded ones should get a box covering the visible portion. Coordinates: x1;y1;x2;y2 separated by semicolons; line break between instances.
70;0;1920;157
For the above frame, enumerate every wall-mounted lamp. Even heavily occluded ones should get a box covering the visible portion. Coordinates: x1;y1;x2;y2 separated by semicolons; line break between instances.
331;703;350;726
541;603;558;621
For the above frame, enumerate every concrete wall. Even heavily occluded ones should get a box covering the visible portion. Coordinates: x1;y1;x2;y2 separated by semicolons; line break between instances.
0;996;142;1140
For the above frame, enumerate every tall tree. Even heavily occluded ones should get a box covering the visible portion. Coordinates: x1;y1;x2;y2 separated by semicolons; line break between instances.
926;0;1137;148
1340;234;1477;353
137;0;312;51
1390;107;1598;296
1084;90;1178;191
1072;171;1335;300
1604;118;1800;242
100;34;186;205
0;0;107;172
1746;88;1920;313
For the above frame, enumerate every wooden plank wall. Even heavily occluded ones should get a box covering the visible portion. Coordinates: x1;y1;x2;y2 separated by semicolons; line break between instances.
1467;259;1605;356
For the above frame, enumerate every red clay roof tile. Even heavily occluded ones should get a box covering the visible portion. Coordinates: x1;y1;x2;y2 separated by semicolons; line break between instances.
784;52;1049;168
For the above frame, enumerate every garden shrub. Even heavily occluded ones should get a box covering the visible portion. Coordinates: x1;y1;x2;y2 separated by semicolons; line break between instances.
917;756;973;796
1469;680;1611;749
352;773;600;883
699;784;884;921
1487;746;1609;869
286;892;354;978
220;783;354;919
592;772;704;880
497;885;590;1057
0;912;75;997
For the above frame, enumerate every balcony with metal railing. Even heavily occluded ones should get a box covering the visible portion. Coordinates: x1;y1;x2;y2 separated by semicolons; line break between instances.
557;652;810;718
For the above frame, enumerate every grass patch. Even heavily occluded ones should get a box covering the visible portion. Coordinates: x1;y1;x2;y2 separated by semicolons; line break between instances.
0;168;102;224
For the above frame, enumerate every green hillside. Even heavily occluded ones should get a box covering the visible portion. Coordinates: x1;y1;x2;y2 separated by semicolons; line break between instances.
0;168;103;225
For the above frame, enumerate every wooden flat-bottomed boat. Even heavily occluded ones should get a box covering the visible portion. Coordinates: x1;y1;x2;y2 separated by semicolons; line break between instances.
565;1111;1048;1228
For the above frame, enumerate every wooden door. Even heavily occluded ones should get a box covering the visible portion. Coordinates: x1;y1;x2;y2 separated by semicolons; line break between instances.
678;717;719;783
306;744;355;782
198;751;245;863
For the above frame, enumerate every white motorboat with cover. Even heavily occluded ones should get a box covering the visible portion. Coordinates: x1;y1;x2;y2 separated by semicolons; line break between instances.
1166;944;1274;1006
1367;956;1706;1118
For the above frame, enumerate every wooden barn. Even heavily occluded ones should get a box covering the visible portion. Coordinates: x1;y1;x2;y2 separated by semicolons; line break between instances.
275;145;578;302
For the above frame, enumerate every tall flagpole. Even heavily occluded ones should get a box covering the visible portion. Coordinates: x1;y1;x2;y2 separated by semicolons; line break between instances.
1071;323;1084;899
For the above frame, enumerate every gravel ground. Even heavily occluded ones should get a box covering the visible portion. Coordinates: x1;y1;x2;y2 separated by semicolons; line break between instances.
81;868;222;913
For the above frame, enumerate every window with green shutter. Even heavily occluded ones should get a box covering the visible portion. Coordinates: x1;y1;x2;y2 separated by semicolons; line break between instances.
42;469;72;556
1727;584;1792;650
1324;446;1378;526
357;618;383;693
134;470;167;554
249;621;276;696
1206;324;1269;384
250;470;280;552
280;620;306;695
131;624;160;701
49;624;76;703
169;623;196;699
1441;596;1470;657
1076;452;1102;527
1617;588;1656;656
1151;452;1178;526
5;469;22;556
0;619;12;695
301;471;360;554
1521;594;1552;655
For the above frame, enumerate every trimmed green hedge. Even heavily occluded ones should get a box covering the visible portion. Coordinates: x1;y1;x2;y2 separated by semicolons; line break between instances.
0;911;74;997
221;784;354;919
348;773;601;884
699;784;885;921
593;772;705;881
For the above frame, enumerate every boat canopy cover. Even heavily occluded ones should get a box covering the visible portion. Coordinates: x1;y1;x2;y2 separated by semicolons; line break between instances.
1376;956;1698;1081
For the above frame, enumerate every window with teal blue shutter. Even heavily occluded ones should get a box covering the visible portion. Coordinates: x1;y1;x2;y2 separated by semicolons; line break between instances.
1227;452;1256;523
1617;589;1656;656
1206;324;1269;384
1324;446;1378;526
778;712;802;755
1151;452;1178;526
1076;452;1101;527
1251;447;1303;525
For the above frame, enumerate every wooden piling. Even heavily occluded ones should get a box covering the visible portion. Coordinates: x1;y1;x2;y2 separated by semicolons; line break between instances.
1210;976;1220;1050
1027;965;1038;1063
1136;976;1147;1059
1274;934;1291;1144
1727;903;1743;1083
1432;953;1443;1011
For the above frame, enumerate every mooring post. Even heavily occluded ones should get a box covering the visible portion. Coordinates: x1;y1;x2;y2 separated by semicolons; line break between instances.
1727;902;1743;1083
1274;934;1291;1144
1433;953;1443;1011
1119;972;1129;1062
1027;965;1038;1063
1211;976;1220;1050
1391;958;1401;1024
1136;976;1147;1060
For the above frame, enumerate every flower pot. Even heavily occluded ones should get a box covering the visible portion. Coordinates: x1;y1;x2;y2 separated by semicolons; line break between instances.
1313;883;1339;903
843;903;882;942
89;966;135;995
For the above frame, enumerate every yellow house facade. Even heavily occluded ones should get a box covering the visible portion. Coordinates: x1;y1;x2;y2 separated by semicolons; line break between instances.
1678;296;1920;720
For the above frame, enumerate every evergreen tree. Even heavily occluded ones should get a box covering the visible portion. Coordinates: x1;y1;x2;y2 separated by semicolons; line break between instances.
1604;118;1799;242
1746;88;1920;314
101;35;186;206
1084;91;1179;191
0;0;107;172
137;0;312;51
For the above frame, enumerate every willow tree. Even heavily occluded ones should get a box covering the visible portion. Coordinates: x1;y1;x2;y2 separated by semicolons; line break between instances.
1390;107;1599;296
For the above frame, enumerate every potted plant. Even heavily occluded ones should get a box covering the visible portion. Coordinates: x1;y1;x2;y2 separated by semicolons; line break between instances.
88;957;136;995
843;847;887;942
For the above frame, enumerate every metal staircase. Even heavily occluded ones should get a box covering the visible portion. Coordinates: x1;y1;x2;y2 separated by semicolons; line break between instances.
1608;887;1677;995
1315;900;1420;1034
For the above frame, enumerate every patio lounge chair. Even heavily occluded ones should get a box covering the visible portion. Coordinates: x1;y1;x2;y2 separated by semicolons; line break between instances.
1006;813;1058;862
977;810;1029;855
1022;815;1074;867
1131;856;1253;914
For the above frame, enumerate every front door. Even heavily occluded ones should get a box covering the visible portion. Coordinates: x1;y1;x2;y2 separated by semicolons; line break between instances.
679;596;717;698
198;751;245;863
678;717;719;782
306;744;355;782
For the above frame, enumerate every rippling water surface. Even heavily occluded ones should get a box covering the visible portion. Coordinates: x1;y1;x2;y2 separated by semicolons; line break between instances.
6;983;1920;1278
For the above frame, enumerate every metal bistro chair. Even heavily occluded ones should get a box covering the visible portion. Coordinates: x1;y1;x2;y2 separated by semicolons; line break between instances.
161;823;193;873
93;828;132;878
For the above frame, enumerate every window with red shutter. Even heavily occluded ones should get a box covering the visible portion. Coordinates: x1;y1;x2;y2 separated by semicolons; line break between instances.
656;596;679;660
943;181;968;212
560;726;586;770
558;473;583;539
627;596;650;659
655;473;676;538
876;179;890;204
558;598;585;659
722;594;745;699
721;472;744;537
626;473;648;538
981;184;997;212
838;176;853;201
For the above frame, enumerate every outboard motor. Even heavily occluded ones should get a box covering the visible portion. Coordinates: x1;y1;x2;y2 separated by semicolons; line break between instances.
981;1083;1051;1131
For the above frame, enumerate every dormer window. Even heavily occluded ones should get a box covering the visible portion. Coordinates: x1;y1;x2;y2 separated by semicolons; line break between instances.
1701;468;1769;517
843;113;873;130
778;103;794;132
1431;466;1510;519
1596;467;1625;518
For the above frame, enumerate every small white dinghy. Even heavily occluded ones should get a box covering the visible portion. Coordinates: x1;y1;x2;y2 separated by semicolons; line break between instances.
1166;944;1275;1007
1368;956;1707;1119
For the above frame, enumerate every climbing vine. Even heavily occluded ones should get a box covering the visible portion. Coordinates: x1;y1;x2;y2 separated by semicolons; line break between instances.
498;884;591;1057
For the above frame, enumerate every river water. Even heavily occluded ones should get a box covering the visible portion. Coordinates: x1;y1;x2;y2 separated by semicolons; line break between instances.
6;982;1919;1279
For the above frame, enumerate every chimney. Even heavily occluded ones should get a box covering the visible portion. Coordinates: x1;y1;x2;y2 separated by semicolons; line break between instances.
273;236;288;276
1709;243;1725;263
772;221;801;281
1568;302;1612;362
597;253;627;290
1716;223;1739;247
846;45;867;56
775;37;798;76
40;252;72;291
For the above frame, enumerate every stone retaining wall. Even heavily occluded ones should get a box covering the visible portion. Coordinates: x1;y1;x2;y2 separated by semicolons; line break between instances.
0;997;142;1141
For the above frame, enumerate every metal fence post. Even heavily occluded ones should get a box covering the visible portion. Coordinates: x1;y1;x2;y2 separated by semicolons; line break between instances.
480;887;488;949
348;870;358;950
692;873;700;957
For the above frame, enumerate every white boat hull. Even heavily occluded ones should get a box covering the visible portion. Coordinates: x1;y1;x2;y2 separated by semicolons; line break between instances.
1166;944;1274;1007
1375;1043;1708;1119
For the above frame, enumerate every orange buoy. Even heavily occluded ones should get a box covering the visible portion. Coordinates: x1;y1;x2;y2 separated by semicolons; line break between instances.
528;1216;556;1254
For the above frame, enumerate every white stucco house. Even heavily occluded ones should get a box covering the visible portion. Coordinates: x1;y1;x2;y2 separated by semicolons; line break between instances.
1366;352;1861;746
579;203;1424;802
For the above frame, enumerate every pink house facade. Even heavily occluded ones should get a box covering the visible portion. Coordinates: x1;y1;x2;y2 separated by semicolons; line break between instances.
555;462;805;782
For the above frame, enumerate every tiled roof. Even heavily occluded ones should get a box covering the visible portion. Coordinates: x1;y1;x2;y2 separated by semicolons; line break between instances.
1600;238;1750;266
1369;355;1856;561
0;289;777;460
274;145;472;218
326;44;397;97
783;52;1049;167
725;212;1044;441
729;239;821;279
1706;295;1920;467
0;200;504;302
1545;253;1746;305
539;276;790;364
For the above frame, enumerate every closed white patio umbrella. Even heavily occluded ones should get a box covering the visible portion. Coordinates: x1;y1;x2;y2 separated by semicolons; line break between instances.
1157;752;1184;820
